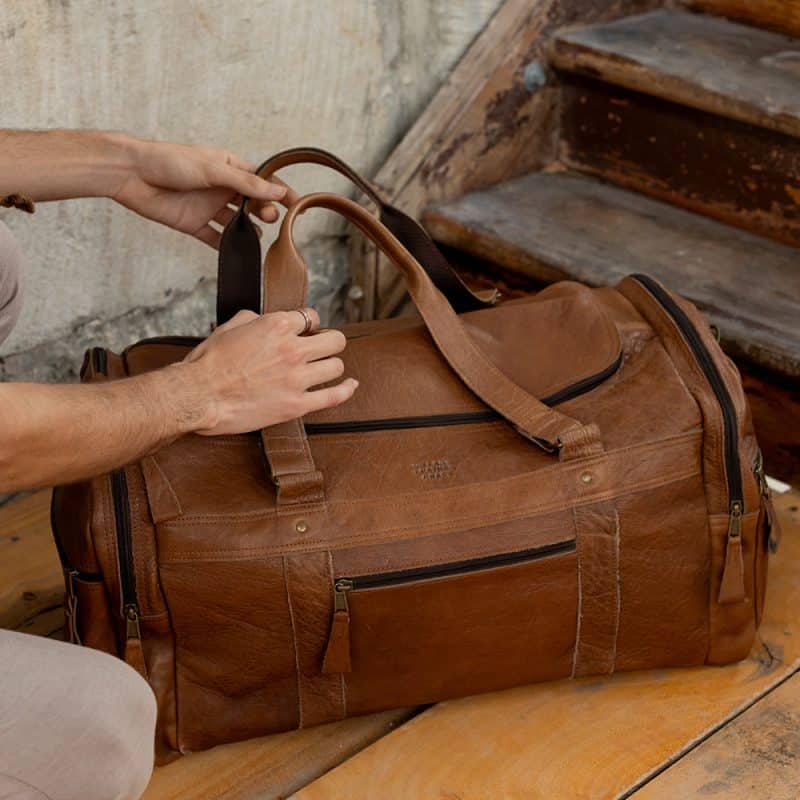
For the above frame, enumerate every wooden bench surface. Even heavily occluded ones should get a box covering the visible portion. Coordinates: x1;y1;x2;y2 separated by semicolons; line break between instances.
2;488;798;798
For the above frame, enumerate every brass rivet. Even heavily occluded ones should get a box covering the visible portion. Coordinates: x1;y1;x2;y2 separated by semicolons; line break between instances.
580;472;593;485
295;520;309;533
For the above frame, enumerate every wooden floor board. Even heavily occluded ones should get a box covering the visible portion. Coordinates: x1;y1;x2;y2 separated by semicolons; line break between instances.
293;490;800;799
631;671;800;798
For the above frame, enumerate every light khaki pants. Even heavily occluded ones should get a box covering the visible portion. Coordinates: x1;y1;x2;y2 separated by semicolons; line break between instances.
0;630;156;800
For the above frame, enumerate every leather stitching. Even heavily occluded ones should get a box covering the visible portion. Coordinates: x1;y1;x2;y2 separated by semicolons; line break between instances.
282;556;303;728
159;469;701;561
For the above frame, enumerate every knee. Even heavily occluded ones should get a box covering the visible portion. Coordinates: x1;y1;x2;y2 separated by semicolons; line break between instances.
77;651;157;800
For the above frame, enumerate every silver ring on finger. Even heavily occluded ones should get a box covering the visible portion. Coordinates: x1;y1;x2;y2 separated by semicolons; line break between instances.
295;307;313;335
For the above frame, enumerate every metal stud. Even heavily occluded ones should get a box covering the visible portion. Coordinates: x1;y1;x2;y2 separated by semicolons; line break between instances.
295;520;309;533
580;472;593;485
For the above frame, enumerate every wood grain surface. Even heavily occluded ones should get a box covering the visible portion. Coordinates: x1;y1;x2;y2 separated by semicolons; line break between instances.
559;75;800;249
293;491;800;799
551;9;800;139
0;490;63;637
685;0;800;39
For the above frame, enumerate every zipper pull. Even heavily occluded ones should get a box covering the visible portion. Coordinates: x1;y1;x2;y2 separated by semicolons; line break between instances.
719;502;746;604
123;604;149;680
322;580;353;674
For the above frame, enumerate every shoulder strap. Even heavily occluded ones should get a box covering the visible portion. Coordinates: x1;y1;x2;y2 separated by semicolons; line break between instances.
216;147;497;324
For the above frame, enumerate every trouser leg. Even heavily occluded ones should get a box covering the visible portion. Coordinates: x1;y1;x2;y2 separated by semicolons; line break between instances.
0;630;156;800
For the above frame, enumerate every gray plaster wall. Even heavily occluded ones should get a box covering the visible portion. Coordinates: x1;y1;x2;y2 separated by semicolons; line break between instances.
0;0;500;381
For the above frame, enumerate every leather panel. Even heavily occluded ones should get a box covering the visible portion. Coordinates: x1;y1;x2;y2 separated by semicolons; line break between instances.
572;499;620;677
343;547;578;714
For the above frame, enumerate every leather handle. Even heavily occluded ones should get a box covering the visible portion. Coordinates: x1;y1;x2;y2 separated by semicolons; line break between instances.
261;193;602;508
216;147;497;325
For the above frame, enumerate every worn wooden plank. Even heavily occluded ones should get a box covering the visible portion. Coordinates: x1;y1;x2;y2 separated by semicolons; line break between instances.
550;9;800;140
293;491;800;800
0;490;63;637
423;170;800;379
741;366;800;488
348;0;663;321
631;672;800;798
559;75;800;249
143;709;416;800
685;0;800;39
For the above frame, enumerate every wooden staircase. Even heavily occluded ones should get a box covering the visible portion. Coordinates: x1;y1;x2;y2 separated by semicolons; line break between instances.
411;2;800;484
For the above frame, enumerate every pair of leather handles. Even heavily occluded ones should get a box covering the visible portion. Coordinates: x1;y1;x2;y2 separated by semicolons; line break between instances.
218;148;602;508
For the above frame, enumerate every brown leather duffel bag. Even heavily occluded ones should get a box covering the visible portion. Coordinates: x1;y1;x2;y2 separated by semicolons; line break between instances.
52;149;778;762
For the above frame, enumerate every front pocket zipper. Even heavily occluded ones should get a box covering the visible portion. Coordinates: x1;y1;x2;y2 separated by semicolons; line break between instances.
321;539;576;674
631;275;745;603
110;468;148;676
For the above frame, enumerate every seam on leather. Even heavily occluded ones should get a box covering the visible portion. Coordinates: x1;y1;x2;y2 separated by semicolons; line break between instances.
150;456;183;516
163;429;702;525
571;505;583;680
611;508;621;672
282;556;303;728
160;469;701;562
329;550;347;719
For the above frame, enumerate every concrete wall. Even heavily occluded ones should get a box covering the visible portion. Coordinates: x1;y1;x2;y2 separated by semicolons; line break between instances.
0;0;500;381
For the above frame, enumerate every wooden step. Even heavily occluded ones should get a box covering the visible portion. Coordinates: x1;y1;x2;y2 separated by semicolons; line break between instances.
550;9;800;140
685;0;800;39
423;170;800;378
558;74;800;249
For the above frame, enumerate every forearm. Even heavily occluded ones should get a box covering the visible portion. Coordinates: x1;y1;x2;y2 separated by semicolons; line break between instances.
0;363;212;493
0;129;133;202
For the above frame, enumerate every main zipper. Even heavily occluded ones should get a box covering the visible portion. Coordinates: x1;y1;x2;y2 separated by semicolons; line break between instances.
306;352;623;435
631;275;746;604
110;469;141;641
321;539;576;674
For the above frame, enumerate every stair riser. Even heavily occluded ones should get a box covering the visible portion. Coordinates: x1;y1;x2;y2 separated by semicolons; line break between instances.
685;1;800;39
560;76;800;249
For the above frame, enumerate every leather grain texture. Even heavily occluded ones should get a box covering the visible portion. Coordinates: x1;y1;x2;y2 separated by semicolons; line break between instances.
51;150;771;761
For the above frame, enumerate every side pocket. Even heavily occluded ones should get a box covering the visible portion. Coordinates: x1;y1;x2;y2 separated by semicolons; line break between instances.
65;570;117;653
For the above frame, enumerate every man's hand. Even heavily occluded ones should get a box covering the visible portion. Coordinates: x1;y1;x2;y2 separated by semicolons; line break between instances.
110;138;301;248
0;307;358;493
183;308;358;435
0;130;298;248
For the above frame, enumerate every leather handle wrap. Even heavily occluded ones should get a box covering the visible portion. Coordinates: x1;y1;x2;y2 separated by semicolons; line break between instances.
261;192;602;507
216;147;497;325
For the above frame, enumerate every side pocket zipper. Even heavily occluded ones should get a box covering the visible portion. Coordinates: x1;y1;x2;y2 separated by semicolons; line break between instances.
631;275;746;604
321;539;576;675
111;468;148;679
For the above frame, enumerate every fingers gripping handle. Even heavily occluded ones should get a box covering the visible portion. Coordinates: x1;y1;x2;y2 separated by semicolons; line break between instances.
261;192;602;507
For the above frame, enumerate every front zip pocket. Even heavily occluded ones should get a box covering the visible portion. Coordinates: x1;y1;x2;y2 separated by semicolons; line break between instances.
322;539;576;675
110;468;148;677
631;275;747;604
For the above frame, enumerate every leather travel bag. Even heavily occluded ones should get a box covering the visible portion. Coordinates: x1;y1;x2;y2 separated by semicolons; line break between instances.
52;148;779;761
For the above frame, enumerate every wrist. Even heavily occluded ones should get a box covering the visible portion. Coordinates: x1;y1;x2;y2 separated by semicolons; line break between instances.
160;359;220;436
86;130;140;198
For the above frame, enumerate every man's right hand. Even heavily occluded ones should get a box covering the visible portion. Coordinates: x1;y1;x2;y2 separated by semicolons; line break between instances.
182;308;358;436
